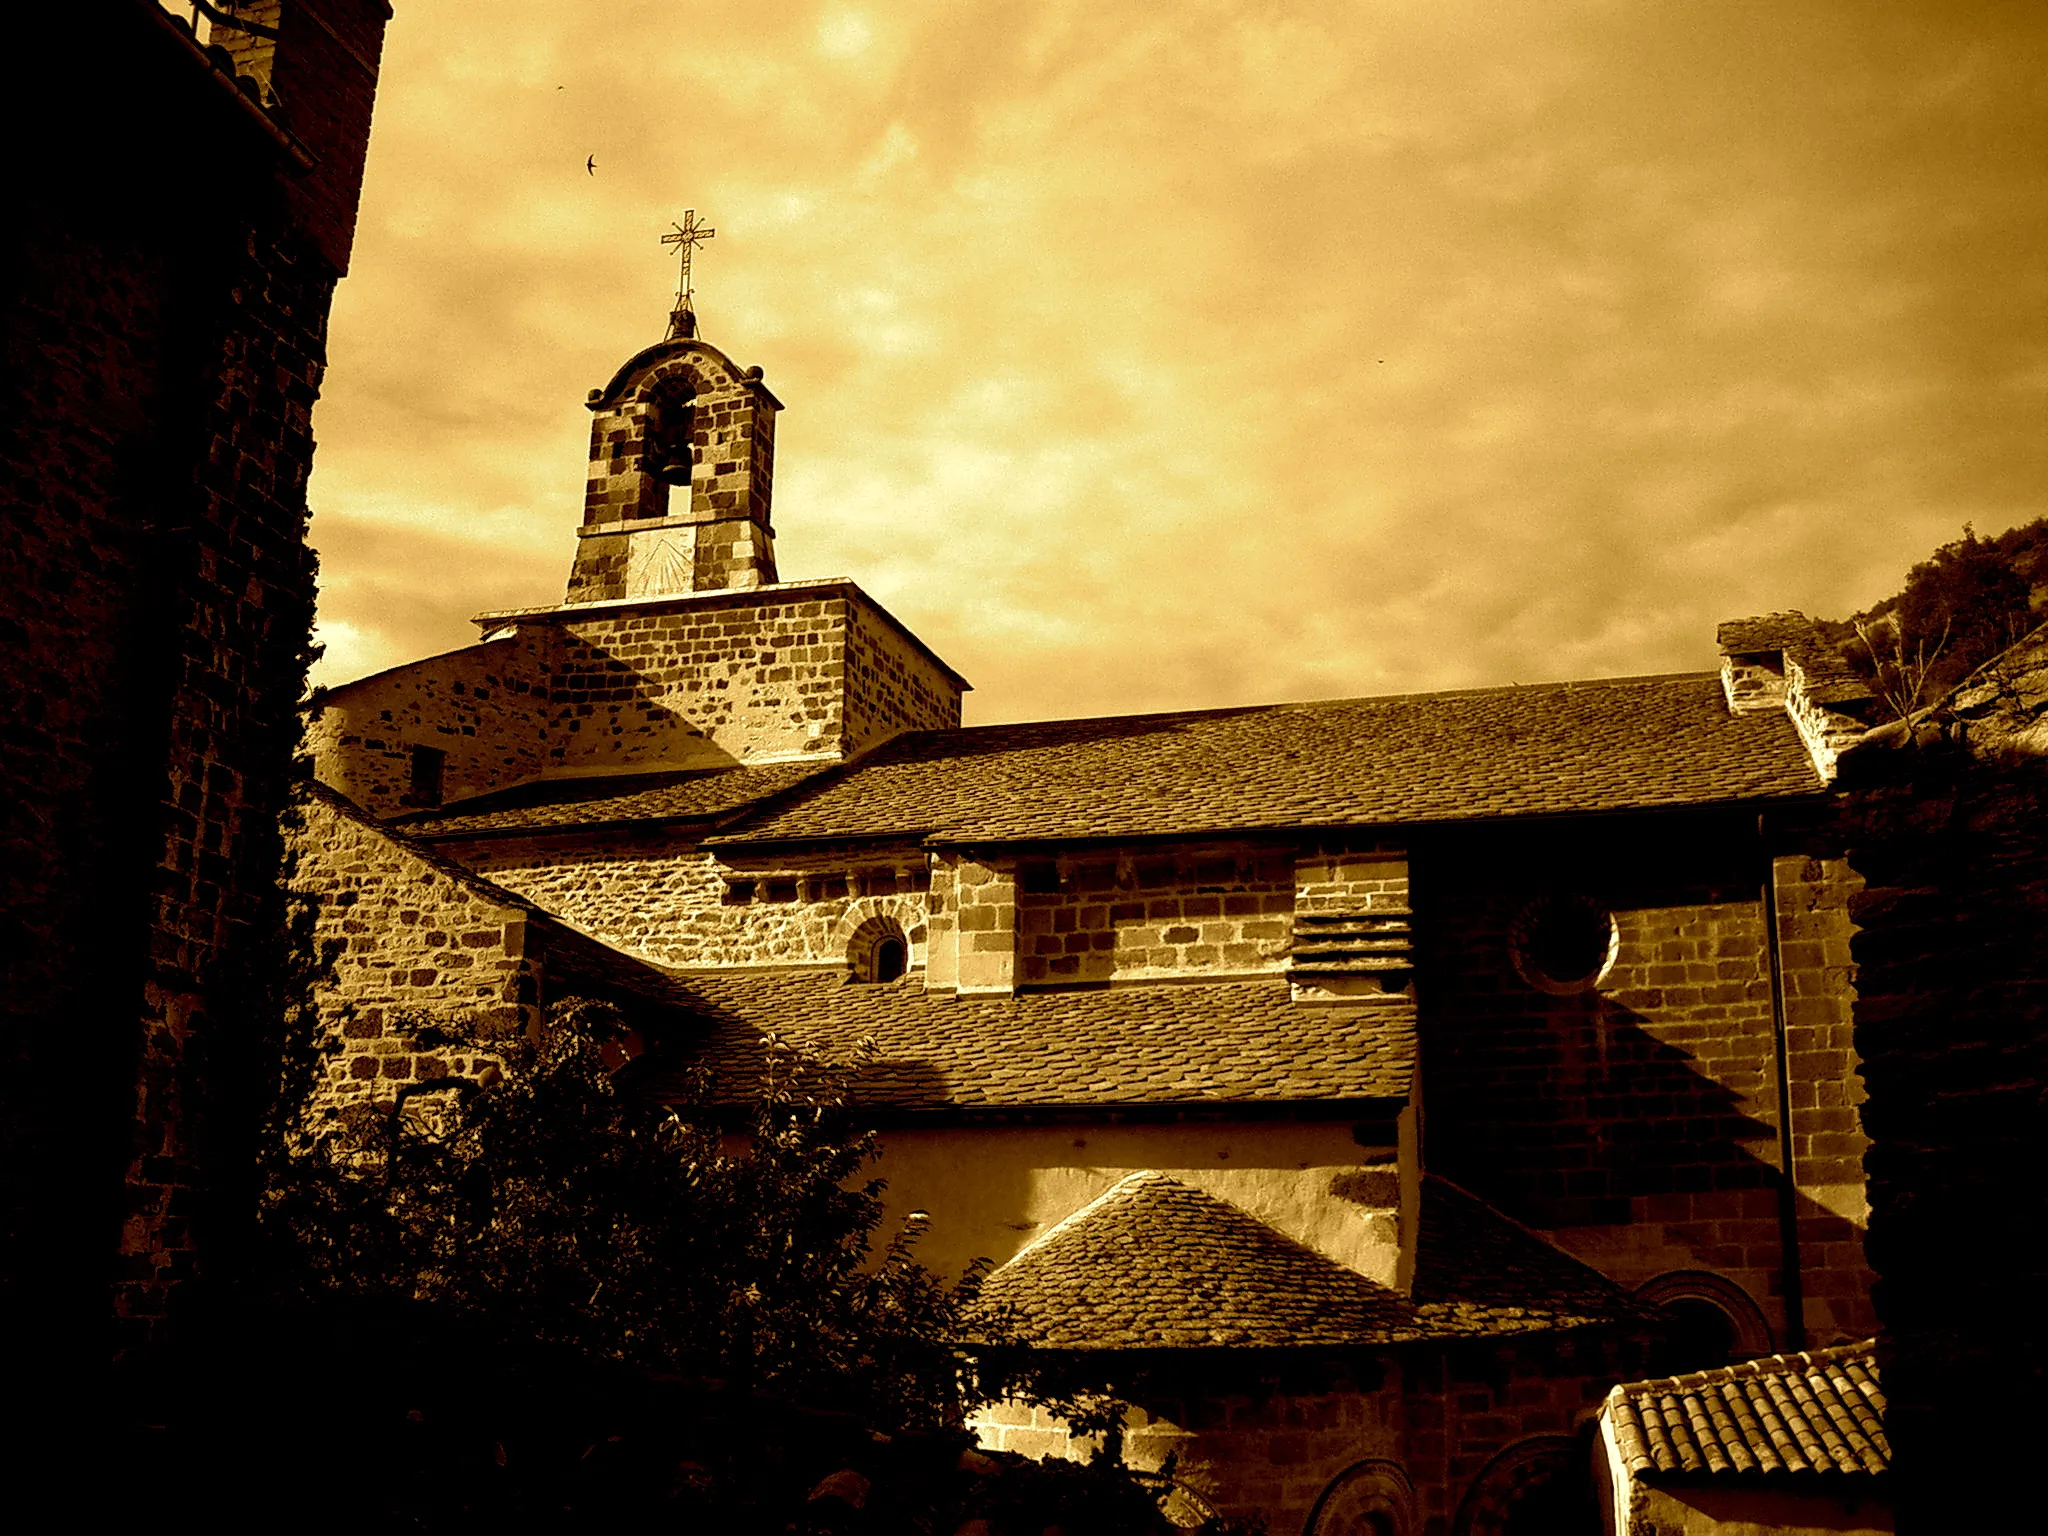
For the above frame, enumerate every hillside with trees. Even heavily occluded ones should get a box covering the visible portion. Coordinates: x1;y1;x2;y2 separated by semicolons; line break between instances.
1816;518;2048;719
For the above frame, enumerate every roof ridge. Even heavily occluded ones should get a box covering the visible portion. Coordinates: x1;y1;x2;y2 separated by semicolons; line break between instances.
1614;1337;1880;1396
913;670;1730;744
999;1168;1181;1267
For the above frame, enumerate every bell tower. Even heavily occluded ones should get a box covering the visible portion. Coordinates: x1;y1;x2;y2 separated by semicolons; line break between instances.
565;213;781;602
565;332;782;602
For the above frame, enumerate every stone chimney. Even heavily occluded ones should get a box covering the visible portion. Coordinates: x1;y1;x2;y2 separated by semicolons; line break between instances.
1718;612;1876;780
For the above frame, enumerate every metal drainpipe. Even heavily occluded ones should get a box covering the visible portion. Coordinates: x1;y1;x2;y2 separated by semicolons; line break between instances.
1760;813;1807;1352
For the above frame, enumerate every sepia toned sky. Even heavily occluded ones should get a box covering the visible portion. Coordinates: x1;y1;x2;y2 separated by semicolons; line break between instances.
306;0;2048;725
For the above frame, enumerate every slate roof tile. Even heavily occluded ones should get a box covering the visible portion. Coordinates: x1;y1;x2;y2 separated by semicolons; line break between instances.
655;970;1414;1109
1605;1339;1886;1478
711;674;1822;847
967;1173;1425;1349
1411;1177;1636;1335
965;1173;1633;1350
397;762;829;837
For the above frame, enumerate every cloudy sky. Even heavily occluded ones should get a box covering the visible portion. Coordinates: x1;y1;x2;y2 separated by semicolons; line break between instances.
306;0;2048;726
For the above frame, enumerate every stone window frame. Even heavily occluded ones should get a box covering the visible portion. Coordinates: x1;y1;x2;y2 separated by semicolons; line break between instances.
1507;892;1619;995
846;914;910;985
1306;1458;1415;1535
1633;1269;1775;1363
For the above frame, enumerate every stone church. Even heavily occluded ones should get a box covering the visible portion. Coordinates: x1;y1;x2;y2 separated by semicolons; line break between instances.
299;309;1886;1534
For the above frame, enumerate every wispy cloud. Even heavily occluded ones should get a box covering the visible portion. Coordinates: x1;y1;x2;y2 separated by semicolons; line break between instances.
309;0;2048;724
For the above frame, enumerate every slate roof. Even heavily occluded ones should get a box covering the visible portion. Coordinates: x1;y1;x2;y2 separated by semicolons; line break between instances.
1411;1177;1635;1334
967;1173;1426;1348
396;762;828;838
965;1173;1633;1350
1605;1339;1887;1478
658;970;1414;1110
709;674;1823;847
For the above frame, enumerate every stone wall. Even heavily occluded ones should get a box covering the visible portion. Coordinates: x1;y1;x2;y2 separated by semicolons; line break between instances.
308;626;555;817
1836;745;2048;1527
536;586;962;774
292;793;544;1103
1008;846;1295;987
0;0;389;1377
973;1333;1648;1536
841;592;969;753
460;832;933;972
1416;814;1873;1349
1770;852;1876;1342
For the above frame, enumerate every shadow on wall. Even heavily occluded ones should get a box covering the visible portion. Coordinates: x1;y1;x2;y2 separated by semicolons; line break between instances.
1414;815;1872;1346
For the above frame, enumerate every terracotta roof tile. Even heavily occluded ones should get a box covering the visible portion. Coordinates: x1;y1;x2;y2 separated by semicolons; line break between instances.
965;1174;1633;1350
653;970;1414;1109
397;762;829;837
710;674;1821;847
1605;1339;1886;1479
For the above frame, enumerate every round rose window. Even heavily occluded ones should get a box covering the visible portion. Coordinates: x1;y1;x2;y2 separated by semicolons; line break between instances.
1509;894;1618;994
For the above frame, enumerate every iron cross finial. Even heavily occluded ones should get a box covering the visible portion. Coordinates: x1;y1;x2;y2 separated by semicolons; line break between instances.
662;210;716;339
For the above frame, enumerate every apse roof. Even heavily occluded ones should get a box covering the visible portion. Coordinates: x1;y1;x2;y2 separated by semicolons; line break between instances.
1605;1339;1887;1478
964;1172;1633;1350
709;673;1824;848
657;970;1414;1111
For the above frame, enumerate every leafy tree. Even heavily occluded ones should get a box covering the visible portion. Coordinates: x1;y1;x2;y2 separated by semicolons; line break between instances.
260;998;1000;1432
1825;519;2046;715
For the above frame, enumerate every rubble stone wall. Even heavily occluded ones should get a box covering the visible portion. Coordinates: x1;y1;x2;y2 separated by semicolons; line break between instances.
841;595;965;753
459;833;933;971
0;0;390;1363
292;796;540;1104
308;627;555;817
1839;748;2048;1525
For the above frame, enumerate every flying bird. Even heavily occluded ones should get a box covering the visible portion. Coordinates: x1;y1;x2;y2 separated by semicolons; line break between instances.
586;155;596;175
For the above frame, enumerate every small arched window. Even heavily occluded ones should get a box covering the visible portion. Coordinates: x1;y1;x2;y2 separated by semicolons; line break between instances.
874;936;906;983
1634;1271;1774;1373
849;917;910;984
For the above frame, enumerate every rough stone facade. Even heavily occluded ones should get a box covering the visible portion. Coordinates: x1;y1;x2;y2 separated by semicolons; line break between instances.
292;298;1899;1533
314;583;966;818
463;833;934;972
973;1335;1651;1536
1417;815;1876;1350
568;335;780;601
1833;693;2048;1526
307;625;555;814
292;792;544;1099
0;0;388;1392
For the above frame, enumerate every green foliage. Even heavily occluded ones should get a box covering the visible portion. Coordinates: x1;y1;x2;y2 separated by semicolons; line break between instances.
260;999;997;1432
